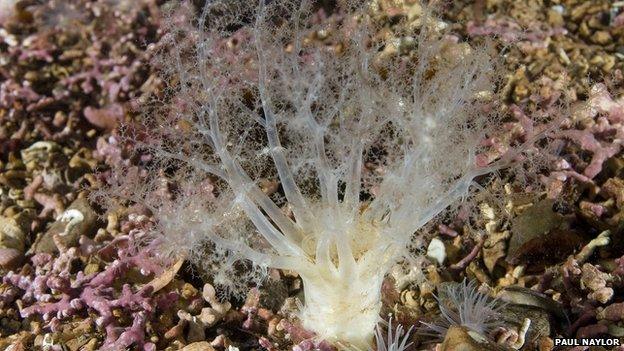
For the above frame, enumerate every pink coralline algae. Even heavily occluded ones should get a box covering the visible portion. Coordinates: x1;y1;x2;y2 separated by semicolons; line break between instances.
83;104;125;131
279;319;336;351
0;0;161;147
2;229;177;350
477;81;624;198
467;17;567;46
556;83;624;179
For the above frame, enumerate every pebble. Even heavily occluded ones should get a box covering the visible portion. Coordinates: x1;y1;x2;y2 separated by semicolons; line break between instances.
181;341;217;351
28;197;98;254
592;31;612;45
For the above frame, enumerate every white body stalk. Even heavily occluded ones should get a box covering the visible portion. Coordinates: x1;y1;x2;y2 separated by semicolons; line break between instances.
301;266;386;348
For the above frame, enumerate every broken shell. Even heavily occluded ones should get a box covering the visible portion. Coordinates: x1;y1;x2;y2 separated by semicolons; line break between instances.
440;325;511;351
0;215;27;252
181;342;216;351
426;237;446;265
57;209;85;236
20;141;67;172
497;286;567;322
0;247;23;269
508;200;567;262
29;197;98;254
507;228;583;272
21;141;60;162
8;188;23;200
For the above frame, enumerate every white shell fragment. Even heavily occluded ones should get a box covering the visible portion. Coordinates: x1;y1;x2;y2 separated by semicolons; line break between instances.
427;237;446;265
58;209;85;236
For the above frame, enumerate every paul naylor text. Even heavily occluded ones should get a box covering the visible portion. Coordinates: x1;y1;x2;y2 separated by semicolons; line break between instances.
554;338;621;347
